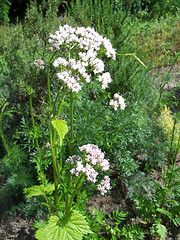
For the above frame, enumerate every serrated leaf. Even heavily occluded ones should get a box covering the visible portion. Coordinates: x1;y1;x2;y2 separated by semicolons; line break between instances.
154;223;167;240
24;184;55;198
51;119;68;146
35;210;92;240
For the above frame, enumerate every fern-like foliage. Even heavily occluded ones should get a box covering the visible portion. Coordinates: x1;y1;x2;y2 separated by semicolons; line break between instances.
151;222;167;240
24;184;55;198
109;209;128;225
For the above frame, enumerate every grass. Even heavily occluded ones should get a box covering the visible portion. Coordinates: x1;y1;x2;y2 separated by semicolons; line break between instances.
130;13;180;67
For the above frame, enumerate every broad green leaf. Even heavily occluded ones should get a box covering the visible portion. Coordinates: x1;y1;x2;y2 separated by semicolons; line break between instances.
35;210;92;240
51;119;68;146
24;184;55;198
154;223;167;240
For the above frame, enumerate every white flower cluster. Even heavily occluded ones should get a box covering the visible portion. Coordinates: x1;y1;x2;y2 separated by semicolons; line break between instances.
49;25;116;92
66;144;111;195
57;71;82;92
109;93;126;111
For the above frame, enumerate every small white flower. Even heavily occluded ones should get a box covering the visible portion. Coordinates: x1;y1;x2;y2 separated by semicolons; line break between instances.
109;93;126;110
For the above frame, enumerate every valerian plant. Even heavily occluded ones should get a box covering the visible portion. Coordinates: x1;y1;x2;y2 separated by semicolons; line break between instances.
24;24;128;240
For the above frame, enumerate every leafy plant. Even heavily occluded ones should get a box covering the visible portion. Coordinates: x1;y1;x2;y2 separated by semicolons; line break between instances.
85;207;145;240
133;113;180;239
23;23;129;239
0;100;13;155
35;210;92;240
0;0;10;25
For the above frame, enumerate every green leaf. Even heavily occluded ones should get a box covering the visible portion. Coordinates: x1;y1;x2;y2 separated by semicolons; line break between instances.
24;184;55;198
156;208;172;219
35;210;92;240
173;216;180;227
51;119;68;146
154;223;167;240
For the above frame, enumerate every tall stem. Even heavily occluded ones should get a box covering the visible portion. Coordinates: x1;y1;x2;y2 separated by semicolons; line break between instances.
46;51;62;207
66;174;84;215
76;106;108;142
65;90;74;211
29;73;44;184
70;90;74;155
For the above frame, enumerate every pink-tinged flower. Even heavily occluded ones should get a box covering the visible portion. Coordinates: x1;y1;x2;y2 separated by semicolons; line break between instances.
68;145;110;195
53;57;68;67
49;25;116;91
100;159;110;171
97;175;111;195
98;72;112;89
91;58;104;74
79;144;110;171
66;155;82;164
57;71;82;92
53;43;60;50
34;59;44;69
109;93;126;110
45;142;51;149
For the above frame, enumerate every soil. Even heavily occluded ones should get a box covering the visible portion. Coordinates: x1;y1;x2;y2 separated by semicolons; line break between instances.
0;65;179;240
0;181;180;240
0;216;35;240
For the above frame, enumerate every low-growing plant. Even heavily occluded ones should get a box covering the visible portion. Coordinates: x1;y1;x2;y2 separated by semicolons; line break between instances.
84;207;145;240
0;100;13;155
132;111;180;239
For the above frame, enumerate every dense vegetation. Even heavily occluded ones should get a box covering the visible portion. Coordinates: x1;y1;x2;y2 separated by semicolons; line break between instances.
0;0;179;239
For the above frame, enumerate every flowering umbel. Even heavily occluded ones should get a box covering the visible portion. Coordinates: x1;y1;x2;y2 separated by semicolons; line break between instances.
49;25;116;92
66;144;111;195
109;93;126;110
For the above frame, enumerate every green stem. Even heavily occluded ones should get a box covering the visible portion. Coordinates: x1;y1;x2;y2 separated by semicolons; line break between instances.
50;126;60;207
70;90;74;155
46;51;61;207
101;50;147;68
52;86;63;115
47;51;58;111
52;89;67;172
65;90;74;212
57;89;67;117
116;53;147;68
29;72;44;184
67;174;84;214
75;106;108;142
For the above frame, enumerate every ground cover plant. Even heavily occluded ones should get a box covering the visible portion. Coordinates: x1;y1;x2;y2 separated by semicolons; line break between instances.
0;0;180;239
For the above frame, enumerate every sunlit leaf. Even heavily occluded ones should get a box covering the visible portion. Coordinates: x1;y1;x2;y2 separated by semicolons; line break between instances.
24;184;55;198
35;210;92;240
154;223;167;240
51;119;68;146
